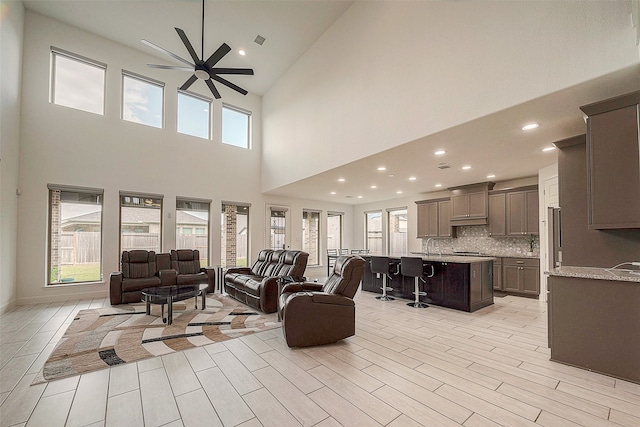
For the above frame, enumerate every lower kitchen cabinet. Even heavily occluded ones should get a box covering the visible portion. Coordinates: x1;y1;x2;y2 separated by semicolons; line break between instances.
502;258;540;296
361;257;494;312
493;258;502;291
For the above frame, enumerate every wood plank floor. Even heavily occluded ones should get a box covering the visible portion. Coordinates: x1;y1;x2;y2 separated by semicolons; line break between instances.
1;291;639;427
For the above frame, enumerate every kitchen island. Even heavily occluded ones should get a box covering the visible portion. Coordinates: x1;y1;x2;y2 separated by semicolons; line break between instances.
547;266;640;384
361;254;495;312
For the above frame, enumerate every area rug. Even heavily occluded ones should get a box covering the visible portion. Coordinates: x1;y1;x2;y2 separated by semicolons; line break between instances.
33;294;279;384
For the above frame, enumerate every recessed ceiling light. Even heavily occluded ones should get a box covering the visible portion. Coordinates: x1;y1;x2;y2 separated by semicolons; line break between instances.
238;49;246;56
462;165;471;170
435;150;446;155
338;178;346;182
487;174;496;179
522;123;539;131
409;177;417;181
396;191;403;194
377;166;387;171
542;146;556;152
357;196;363;199
435;183;442;188
330;191;336;195
370;185;377;189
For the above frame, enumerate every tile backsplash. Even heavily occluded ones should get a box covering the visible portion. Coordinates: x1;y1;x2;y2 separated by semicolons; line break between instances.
422;225;539;258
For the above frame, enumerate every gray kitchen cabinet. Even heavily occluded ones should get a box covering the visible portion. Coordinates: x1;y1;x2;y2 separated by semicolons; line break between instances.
449;182;494;226
493;257;502;291
506;189;539;235
416;198;452;238
502;258;539;296
580;91;640;229
488;193;506;237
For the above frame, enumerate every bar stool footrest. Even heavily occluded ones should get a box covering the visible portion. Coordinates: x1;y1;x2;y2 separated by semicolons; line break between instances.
376;295;395;301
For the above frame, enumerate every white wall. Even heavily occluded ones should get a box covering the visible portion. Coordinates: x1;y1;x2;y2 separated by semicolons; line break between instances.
15;11;353;304
262;1;639;193
0;0;24;313
538;163;559;302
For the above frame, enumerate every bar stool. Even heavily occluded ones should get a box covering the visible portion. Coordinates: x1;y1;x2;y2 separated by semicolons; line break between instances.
370;256;394;301
401;257;429;308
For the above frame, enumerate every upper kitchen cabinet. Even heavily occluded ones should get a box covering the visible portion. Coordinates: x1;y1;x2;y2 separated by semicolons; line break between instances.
416;198;452;238
449;182;495;226
489;186;539;236
506;187;539;235
580;91;640;230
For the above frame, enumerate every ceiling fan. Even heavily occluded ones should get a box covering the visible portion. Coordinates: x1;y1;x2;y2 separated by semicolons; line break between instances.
141;0;253;99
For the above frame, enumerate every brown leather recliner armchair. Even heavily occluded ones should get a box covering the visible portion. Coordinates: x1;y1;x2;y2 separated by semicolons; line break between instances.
278;255;365;348
170;249;216;293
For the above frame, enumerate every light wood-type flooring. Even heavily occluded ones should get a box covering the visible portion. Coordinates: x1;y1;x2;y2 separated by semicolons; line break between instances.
1;291;639;427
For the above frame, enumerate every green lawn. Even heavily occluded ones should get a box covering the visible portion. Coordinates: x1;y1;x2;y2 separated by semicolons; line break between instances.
56;263;101;283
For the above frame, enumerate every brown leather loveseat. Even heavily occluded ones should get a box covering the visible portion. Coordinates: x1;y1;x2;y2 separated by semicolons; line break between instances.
110;250;174;305
224;249;309;313
110;249;216;305
278;255;365;348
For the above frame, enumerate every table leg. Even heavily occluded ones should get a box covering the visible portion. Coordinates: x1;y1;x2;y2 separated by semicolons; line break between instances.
145;296;151;315
168;296;173;325
161;304;166;323
201;291;206;310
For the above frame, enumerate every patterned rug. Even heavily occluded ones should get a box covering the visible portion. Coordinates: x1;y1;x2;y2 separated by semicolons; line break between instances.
33;294;279;384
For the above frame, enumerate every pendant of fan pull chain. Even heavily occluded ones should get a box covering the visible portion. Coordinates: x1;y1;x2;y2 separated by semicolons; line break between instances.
141;0;253;99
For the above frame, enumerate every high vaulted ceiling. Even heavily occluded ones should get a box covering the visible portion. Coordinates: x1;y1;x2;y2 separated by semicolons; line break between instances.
22;0;353;96
21;1;640;205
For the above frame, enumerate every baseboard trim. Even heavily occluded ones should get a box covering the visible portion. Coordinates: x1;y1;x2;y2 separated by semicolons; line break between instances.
0;299;17;315
16;289;109;306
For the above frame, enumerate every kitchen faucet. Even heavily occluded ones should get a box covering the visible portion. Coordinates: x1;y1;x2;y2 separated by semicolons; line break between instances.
425;238;441;258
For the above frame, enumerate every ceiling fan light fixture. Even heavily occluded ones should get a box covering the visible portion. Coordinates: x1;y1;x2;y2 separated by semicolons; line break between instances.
195;69;209;79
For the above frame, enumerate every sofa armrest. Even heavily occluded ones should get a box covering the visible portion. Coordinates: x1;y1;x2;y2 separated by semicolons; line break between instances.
201;266;216;293
159;269;177;286
281;282;323;294
109;272;123;305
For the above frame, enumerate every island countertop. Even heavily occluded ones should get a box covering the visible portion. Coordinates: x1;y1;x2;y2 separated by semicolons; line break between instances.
367;253;497;264
546;266;640;283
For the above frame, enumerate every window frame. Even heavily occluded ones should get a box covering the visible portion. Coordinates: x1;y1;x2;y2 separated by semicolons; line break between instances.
267;205;289;251
50;47;106;115
47;184;104;286
222;103;251;149
326;211;344;252
387;206;408;255
365;210;383;255
121;70;165;129
302;209;322;266
119;192;164;254
221;201;251;268
177;89;212;140
176;198;211;266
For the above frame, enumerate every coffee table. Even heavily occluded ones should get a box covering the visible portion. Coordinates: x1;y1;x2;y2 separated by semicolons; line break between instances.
141;284;208;325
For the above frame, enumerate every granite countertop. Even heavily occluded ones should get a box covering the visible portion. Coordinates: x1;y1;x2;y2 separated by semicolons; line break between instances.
546;266;640;283
378;253;498;264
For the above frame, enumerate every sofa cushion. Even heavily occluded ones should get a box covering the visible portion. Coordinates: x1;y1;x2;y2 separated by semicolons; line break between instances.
121;276;162;293
171;249;202;274
250;250;273;276
176;272;207;285
122;250;157;279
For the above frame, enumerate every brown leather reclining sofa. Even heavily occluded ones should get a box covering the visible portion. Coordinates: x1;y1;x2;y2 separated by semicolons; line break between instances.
110;249;215;305
224;249;309;313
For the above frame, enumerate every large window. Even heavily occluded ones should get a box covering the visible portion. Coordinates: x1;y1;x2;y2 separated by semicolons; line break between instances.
176;198;210;265
327;211;343;251
48;185;103;285
388;207;408;255
120;193;163;253
303;210;321;265
221;202;250;268
177;91;211;139
51;48;105;115
365;211;382;255
269;207;287;250
122;71;164;128
222;104;250;149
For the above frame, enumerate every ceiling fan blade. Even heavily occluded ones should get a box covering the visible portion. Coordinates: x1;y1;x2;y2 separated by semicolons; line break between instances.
205;79;221;99
147;64;194;71
211;75;248;96
211;68;254;75
141;39;195;67
204;43;232;68
180;74;198;91
175;28;201;63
